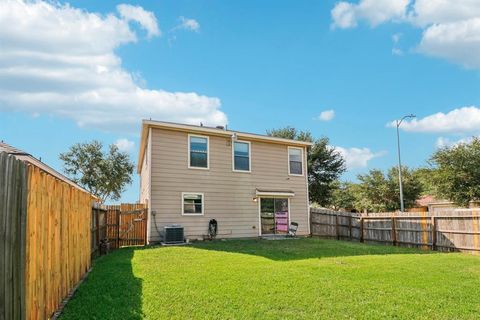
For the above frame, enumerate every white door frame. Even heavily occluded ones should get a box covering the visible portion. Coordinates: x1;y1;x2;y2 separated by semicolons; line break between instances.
257;197;291;236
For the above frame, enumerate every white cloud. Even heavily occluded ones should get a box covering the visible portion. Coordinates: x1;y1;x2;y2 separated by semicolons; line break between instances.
331;0;410;29
392;48;404;56
331;2;358;29
392;32;402;43
436;136;475;148
408;0;480;27
417;18;480;69
336;146;385;169
331;0;480;69
115;138;135;152
315;109;335;121
391;33;404;55
435;136;465;148
174;16;200;32
389;106;480;133
117;4;160;38
0;1;226;132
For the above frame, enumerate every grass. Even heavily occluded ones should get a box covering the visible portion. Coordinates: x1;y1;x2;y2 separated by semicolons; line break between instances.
60;238;480;319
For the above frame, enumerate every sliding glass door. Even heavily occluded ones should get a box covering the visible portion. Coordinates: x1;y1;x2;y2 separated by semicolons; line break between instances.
260;198;289;235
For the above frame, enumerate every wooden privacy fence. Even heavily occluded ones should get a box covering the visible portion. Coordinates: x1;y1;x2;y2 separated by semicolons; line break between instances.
0;152;28;320
0;152;93;320
106;203;148;249
311;208;480;254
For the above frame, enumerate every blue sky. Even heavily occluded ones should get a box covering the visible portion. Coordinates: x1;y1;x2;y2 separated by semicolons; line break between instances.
1;0;479;203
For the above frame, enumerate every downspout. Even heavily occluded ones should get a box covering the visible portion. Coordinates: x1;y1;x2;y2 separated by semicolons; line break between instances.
305;146;311;235
146;127;152;244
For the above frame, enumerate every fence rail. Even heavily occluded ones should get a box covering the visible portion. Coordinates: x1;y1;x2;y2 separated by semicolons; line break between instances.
310;208;480;253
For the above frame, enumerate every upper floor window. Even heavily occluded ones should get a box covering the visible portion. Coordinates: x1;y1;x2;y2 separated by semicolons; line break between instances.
288;147;303;176
189;135;209;169
233;141;251;172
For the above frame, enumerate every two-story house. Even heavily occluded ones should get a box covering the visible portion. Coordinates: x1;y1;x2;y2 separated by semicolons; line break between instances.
138;120;313;242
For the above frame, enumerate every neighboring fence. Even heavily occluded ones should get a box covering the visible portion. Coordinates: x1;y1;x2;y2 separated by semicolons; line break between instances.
106;203;148;249
311;208;480;254
0;152;93;320
0;152;28;320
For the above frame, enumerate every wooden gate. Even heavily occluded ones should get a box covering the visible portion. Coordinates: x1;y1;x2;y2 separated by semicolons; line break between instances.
106;203;148;249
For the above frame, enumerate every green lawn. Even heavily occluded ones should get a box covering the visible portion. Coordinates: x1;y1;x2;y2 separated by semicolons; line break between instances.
60;238;480;319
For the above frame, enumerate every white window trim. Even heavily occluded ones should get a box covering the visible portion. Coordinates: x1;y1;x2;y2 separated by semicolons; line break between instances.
232;140;251;173
188;134;210;170
181;192;205;216
288;146;304;176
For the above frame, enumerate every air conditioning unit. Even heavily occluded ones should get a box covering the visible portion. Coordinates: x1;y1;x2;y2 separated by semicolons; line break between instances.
162;225;184;244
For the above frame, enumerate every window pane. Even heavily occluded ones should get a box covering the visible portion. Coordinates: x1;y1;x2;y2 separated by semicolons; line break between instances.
234;142;250;171
261;198;274;216
183;194;203;214
190;137;207;152
184;193;201;200
234;142;249;156
274;198;288;213
290;161;302;175
234;156;249;171
190;152;207;168
289;148;302;162
183;202;196;213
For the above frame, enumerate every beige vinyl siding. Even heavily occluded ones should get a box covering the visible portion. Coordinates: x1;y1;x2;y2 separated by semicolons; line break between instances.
149;128;309;241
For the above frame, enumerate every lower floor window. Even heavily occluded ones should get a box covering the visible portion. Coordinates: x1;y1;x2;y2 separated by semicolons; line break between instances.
182;193;204;215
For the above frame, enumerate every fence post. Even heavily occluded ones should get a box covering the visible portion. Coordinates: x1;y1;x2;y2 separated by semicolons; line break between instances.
391;216;397;246
360;217;364;243
116;209;121;249
96;208;100;251
348;215;352;240
431;216;437;251
143;208;148;246
335;214;339;240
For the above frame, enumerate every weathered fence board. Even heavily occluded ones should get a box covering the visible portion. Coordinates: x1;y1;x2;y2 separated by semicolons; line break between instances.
311;208;480;253
0;153;28;320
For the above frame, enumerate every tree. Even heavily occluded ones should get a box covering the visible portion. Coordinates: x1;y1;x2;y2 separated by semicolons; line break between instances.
429;137;480;207
60;140;134;202
330;181;358;211
412;167;437;196
267;126;346;206
354;166;422;212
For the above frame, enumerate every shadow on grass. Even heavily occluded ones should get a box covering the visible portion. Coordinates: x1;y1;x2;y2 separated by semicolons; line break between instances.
60;248;143;320
190;238;435;261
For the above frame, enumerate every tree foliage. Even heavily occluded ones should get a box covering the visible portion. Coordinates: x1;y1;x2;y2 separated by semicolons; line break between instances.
429;137;480;207
60;140;134;202
352;167;422;212
331;167;422;213
267;126;346;206
413;167;436;196
330;181;358;211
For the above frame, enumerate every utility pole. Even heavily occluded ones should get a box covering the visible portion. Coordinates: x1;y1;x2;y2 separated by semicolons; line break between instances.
396;114;416;212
